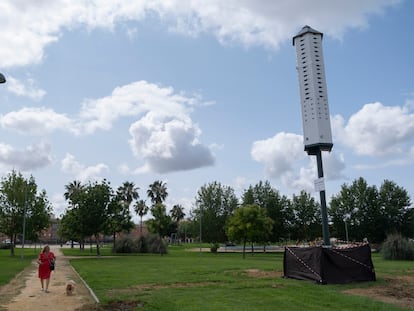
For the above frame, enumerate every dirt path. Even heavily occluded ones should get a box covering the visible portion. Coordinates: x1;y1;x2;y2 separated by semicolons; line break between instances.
0;246;96;311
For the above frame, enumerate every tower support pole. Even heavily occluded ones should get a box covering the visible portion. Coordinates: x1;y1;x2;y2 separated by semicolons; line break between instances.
315;149;330;246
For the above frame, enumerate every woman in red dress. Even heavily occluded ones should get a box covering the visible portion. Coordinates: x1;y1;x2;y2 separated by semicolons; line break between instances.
37;245;56;293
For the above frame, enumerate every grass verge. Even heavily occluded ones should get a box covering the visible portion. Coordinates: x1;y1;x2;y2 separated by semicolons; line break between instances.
67;246;413;310
1;245;413;310
0;248;37;286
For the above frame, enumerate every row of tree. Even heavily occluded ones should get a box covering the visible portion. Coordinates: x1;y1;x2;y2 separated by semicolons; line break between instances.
190;179;413;245
1;168;413;257
60;179;185;255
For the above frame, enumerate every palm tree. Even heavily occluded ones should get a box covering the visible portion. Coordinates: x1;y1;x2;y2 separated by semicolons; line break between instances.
134;199;149;235
147;180;168;205
170;204;185;223
64;180;84;205
117;181;139;208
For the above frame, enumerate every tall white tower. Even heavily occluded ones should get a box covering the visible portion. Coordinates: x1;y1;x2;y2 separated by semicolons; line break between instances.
293;26;332;245
293;25;333;155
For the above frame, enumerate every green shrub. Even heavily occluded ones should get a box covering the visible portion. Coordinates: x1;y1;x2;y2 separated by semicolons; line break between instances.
210;243;219;253
381;233;414;260
136;236;148;253
113;235;167;254
147;234;168;255
113;237;139;253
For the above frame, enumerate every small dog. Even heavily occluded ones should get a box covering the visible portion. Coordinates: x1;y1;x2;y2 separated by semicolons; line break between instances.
66;280;76;295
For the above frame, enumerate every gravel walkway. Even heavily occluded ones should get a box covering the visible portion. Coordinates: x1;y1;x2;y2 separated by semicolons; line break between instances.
0;246;96;311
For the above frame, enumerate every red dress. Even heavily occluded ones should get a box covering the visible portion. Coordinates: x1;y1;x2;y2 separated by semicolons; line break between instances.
38;251;55;279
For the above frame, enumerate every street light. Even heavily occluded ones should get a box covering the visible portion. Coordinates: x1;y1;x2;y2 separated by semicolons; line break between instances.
343;213;350;244
21;185;28;259
199;204;202;256
0;73;6;84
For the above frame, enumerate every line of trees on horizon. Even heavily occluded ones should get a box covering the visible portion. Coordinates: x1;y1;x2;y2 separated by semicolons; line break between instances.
1;168;413;257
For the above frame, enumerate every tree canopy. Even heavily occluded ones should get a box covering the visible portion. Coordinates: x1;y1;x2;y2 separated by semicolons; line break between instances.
61;180;134;255
0;170;51;256
329;177;412;243
193;181;239;243
226;204;273;258
242;181;291;242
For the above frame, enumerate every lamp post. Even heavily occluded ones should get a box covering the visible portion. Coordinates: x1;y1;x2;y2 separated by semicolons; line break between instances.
199;204;202;256
344;220;349;244
21;184;28;259
0;73;6;84
344;213;350;244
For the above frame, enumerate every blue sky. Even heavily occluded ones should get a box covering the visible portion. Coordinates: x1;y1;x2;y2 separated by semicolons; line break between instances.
0;0;413;221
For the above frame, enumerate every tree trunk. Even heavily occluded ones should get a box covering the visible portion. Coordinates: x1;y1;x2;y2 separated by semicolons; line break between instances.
112;232;116;252
10;234;16;256
95;234;101;256
242;239;246;259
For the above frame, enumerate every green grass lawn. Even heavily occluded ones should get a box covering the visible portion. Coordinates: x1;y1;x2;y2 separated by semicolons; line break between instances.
1;245;413;310
0;247;38;286
66;245;411;311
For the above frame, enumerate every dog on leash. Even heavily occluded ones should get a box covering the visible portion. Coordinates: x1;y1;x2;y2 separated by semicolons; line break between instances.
66;280;76;295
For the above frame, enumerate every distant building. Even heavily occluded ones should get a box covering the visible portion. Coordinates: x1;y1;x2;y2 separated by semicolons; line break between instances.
40;216;60;244
118;224;148;241
2;216;148;245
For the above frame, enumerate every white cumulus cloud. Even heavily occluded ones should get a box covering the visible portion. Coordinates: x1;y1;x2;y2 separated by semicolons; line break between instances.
129;112;214;173
1;80;215;174
252;132;346;192
0;0;399;68
0;141;53;171
61;153;108;182
251;132;305;177
0;107;73;135
6;76;46;101
75;80;215;173
332;102;414;156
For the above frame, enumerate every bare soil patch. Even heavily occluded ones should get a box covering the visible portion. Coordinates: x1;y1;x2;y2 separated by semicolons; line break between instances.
343;275;414;310
244;269;283;278
75;301;143;311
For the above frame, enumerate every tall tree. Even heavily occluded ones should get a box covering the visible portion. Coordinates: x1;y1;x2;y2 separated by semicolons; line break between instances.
192;181;238;243
26;189;52;243
63;179;114;255
106;195;134;251
102;181;139;249
290;191;321;241
0;170;51;256
226;204;273;258
170;204;185;223
242;181;291;242
62;181;87;248
379;180;412;237
117;181;139;209
58;208;83;247
64;180;84;205
330;177;381;243
146;203;174;254
147;204;173;238
147;180;168;205
134;199;149;235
